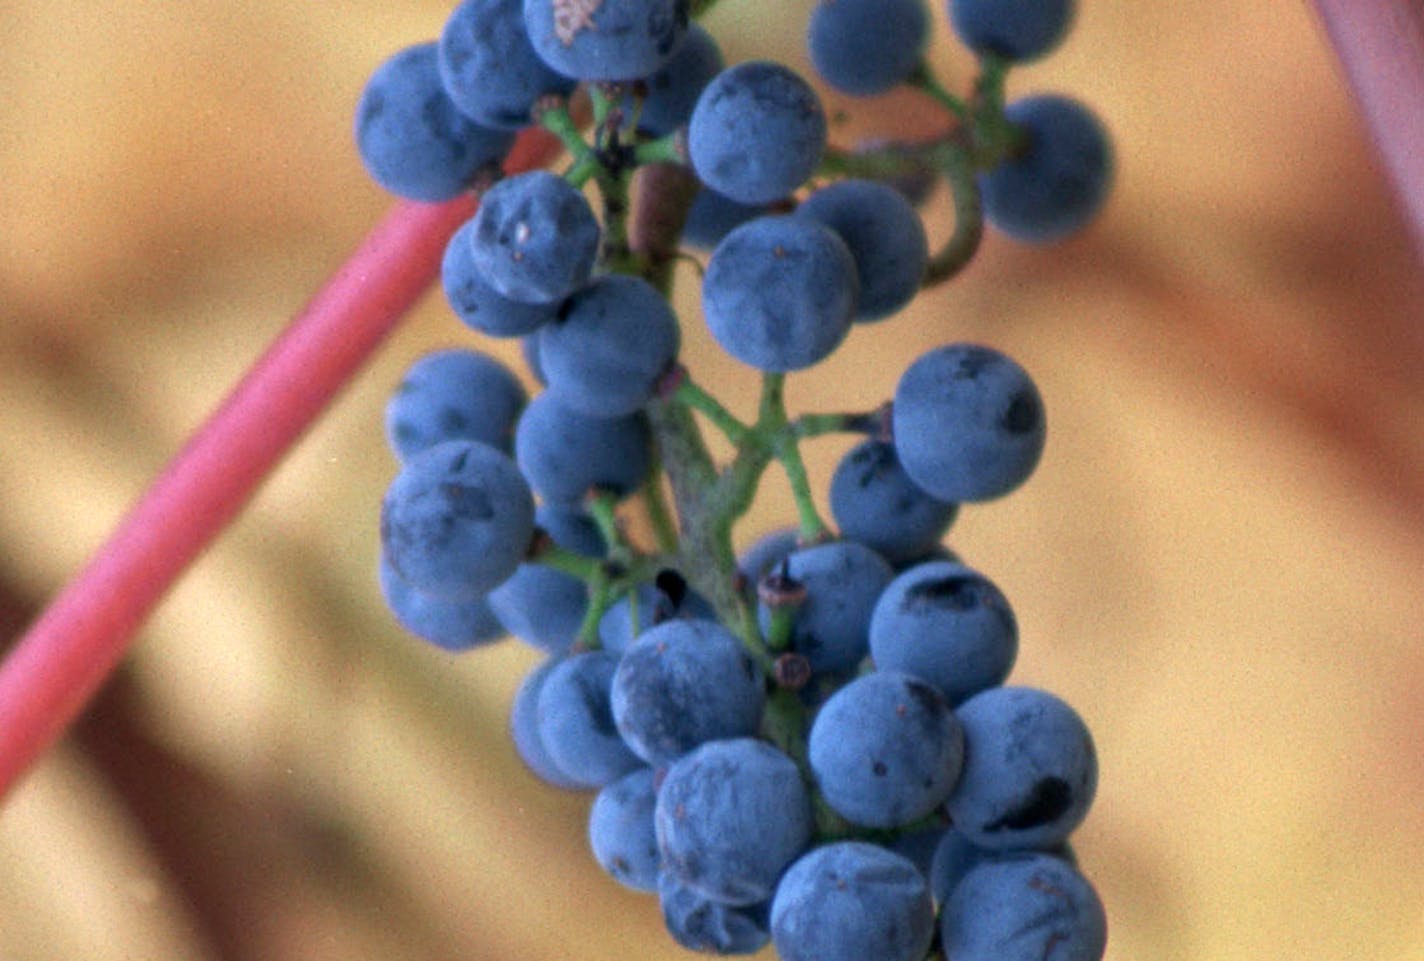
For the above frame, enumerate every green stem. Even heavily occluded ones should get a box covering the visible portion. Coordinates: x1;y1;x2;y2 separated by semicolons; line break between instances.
907;60;971;121
757;374;830;543
586;490;630;562
923;148;984;287
537;102;595;165
633;132;685;168
574;564;612;648
534;542;605;581
675;375;752;445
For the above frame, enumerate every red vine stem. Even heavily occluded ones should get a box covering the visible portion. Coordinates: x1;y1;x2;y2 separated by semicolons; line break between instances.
0;129;560;801
1311;0;1424;261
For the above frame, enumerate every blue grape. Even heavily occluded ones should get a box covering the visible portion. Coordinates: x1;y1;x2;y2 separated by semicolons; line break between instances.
385;348;527;462
536;650;642;787
488;505;605;653
756;540;893;673
868;559;1017;706
807;671;964;828
588;767;661;892
655;738;813;906
611;618;765;766
946;686;1098;851
597;578;715;654
980;94;1112;243
633;23;723;137
702;215;858;372
949;0;1075;62
439;0;577;129
537;273;681;417
509;657;593;789
378;553;505;651
442;219;560;337
681;187;770;251
658;873;771;955
940;854;1106;961
797;179;928;322
523;0;690;81
380;440;535;599
808;0;929;96
892;343;1045;502
770;841;935;961
468;170;601;304
688;61;827;204
829;439;957;565
514;393;653;505
355;42;516;202
930;828;1075;904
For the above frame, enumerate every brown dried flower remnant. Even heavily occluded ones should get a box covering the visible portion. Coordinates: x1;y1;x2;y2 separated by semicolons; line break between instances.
554;0;602;46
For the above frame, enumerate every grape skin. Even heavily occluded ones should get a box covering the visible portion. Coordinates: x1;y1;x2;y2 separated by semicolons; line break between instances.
384;348;527;462
980;94;1112;243
828;439;958;565
377;553;505;651
655;738;813;906
807;671;965;829
892;343;1046;503
468;170;601;305
508;657;594;790
439;0;577;130
611;618;766;767
537;273;682;418
948;0;1075;63
354;42;515;202
688;61;827;205
379;440;535;599
588;767;661;892
868;559;1018;707
797;179;929;323
808;0;930;97
946;686;1098;851
522;0;690;82
488;505;605;653
770;841;936;961
756;539;893;673
702;215;859;373
940;854;1107;961
442;218;560;338
513;392;653;505
657;872;771;955
536;650;643;787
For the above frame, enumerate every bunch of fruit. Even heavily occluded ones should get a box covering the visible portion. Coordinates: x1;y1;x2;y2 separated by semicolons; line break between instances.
358;1;1112;958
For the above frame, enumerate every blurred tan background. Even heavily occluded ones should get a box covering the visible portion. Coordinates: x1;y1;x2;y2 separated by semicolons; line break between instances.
2;1;1422;959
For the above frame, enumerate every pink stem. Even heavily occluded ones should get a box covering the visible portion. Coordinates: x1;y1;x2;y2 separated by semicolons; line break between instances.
0;129;560;800
1311;0;1424;261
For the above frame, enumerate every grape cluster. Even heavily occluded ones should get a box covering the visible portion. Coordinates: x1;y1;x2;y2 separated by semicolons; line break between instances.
360;1;1111;959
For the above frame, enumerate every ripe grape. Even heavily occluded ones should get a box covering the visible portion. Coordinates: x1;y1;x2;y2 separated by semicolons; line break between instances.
379;440;535;599
687;61;827;205
468;169;601;304
354;42;515;202
702;215;858;372
438;0;577;129
981;94;1112;243
807;0;930;97
893;342;1046;502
